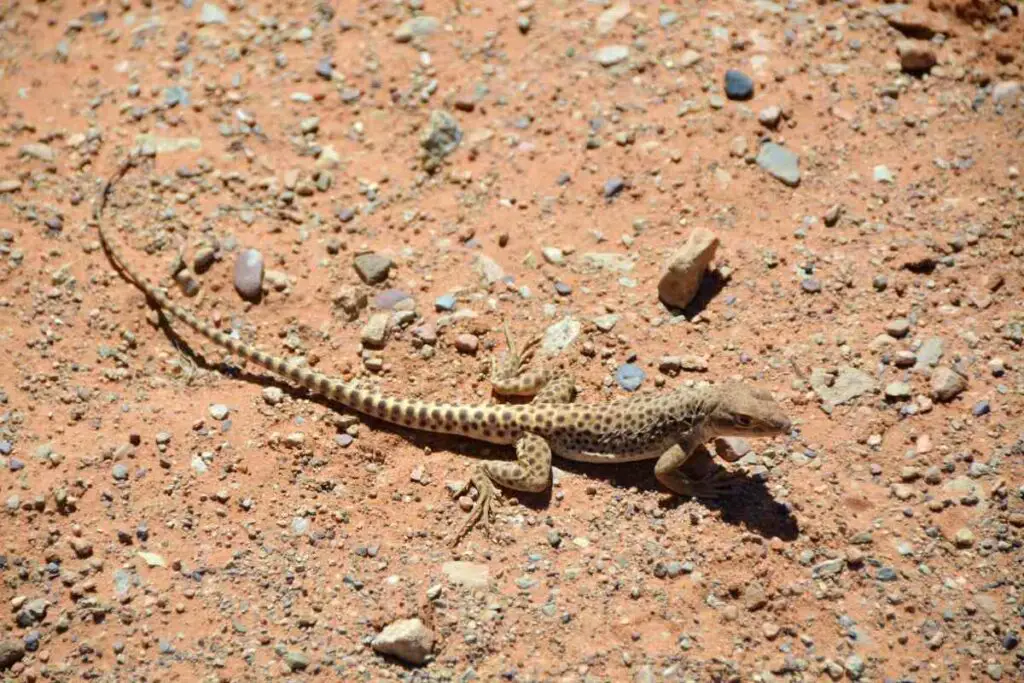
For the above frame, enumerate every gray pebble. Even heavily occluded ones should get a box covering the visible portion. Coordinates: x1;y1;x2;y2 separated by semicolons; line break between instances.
353;253;393;285
233;248;264;301
756;142;801;187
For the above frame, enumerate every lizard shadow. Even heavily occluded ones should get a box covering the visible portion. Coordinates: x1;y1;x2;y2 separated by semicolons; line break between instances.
550;449;800;542
159;317;797;542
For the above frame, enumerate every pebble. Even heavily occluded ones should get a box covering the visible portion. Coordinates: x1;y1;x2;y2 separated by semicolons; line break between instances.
758;105;782;128
233;249;264;301
262;387;284;405
361;313;391;348
603;177;625;198
756;142;801;187
954;528;974;548
454;334;479;355
434;294;456;312
992;80;1021;106
594;45;630;67
353;252;393;285
885;382;912;401
800;278;821;293
0;640;25;669
209;404;229;420
112;463;128;481
810;366;875;405
198;3;228;26
971;400;990;417
873;165;895;184
371;618;435;665
393;16;440;43
657;228;719;310
885;319;910;338
897;39;937;73
930;367;967;402
615;364;645;392
284;652;310;671
724;69;754;100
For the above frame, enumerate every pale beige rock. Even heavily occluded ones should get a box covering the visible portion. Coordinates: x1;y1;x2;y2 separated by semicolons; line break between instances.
657;228;719;309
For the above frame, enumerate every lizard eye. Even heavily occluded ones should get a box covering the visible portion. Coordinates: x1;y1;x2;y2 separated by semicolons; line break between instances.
735;415;752;427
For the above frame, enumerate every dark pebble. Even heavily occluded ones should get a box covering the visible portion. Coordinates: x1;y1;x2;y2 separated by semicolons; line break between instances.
971;400;990;417
1003;632;1019;650
724;69;754;100
603;177;625;198
315;57;333;80
24;631;40;652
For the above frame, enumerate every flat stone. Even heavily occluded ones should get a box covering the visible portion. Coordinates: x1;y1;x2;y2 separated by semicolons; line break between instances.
595;45;630;67
473;254;505;285
616;363;645;391
756;142;800;187
885;381;912;401
353;252;393;285
657;227;719;309
233;248;264;301
19;143;55;162
454;334;478;355
0;180;22;193
810;366;875;405
393;15;441;42
198;3;228;26
542;317;581;354
580;252;634;273
284;651;310;671
915;337;944;368
442;561;490;589
135;134;202;154
597;2;631;35
874;165;896;184
930;366;967;402
371;618;435;665
886;7;952;39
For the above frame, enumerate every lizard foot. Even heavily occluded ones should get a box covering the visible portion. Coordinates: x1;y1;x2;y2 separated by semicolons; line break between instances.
448;466;498;547
680;467;744;500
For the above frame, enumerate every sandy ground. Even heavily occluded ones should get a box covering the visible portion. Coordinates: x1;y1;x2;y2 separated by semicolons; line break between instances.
1;0;1022;681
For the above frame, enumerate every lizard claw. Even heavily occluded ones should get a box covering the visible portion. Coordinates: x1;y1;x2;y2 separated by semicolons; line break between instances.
685;467;744;500
448;466;498;547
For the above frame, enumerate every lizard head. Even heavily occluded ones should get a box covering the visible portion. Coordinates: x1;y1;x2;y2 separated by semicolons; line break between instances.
705;383;791;438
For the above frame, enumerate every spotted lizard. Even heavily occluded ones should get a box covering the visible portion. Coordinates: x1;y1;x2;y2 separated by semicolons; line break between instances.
95;158;793;546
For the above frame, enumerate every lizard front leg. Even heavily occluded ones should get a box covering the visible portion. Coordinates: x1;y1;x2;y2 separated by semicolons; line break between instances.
654;434;741;499
489;321;552;397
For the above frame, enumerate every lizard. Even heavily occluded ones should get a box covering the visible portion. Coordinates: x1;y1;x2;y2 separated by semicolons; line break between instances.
94;157;793;546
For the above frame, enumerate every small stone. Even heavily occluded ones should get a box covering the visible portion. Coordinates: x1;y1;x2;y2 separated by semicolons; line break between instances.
434;294;456;312
657;228;719;309
233;249;264;301
596;2;631;35
198;3;228;26
724;70;754;100
992;81;1021;106
70;538;93;559
112;464;129;481
541;247;564;265
283;651;310;672
845;655;865;680
371;618;435;665
885;381;912;401
885;319;910;338
594;45;630;67
361;313;391;349
209;404;229;420
442;561;490;589
393;15;440;42
353;253;392;285
615;364;645;392
454;334;479;355
262;387;284;405
930;367;967;402
603;177;625;198
897;39;937;73
972;400;990;417
756;142;800;187
758;105;782;128
873;165;895;184
20;143;56;162
823;204;842;227
0;640;25;670
801;278;821;293
954;528;974;548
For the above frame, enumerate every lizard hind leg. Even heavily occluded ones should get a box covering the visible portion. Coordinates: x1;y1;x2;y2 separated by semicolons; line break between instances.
449;433;553;546
654;443;743;500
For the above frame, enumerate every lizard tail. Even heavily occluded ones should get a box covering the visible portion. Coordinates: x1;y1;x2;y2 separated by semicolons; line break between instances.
93;156;496;437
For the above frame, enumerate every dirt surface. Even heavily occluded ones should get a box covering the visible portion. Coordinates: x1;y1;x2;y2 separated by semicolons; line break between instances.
1;0;1023;680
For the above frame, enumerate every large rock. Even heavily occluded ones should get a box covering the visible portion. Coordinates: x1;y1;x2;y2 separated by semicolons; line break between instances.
657;228;719;309
0;640;25;670
371;618;435;665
